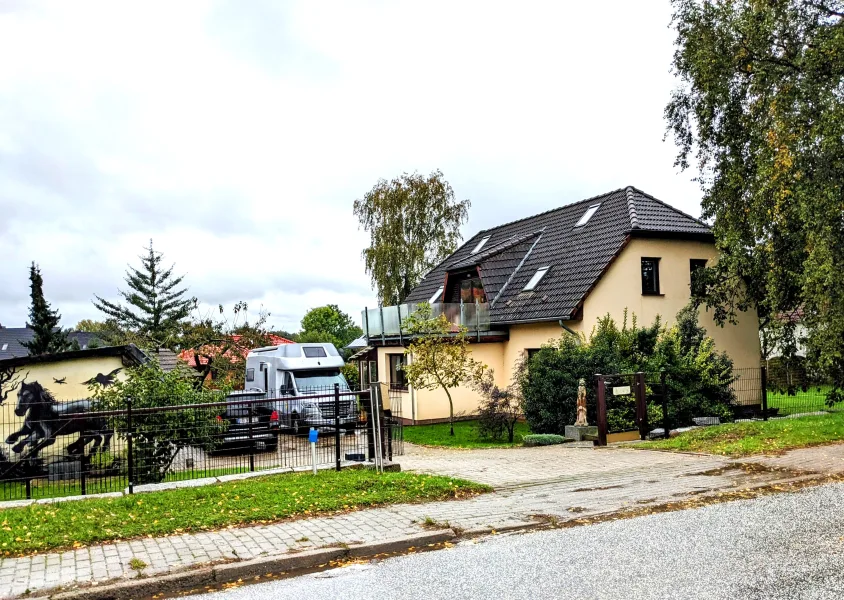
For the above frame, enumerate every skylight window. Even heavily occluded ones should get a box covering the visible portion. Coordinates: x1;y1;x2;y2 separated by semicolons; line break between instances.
0;344;7;351
575;204;601;227
471;236;491;254
523;267;550;291
429;286;444;303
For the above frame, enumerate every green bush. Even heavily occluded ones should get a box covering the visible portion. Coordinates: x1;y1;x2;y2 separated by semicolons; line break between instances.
523;434;567;447
519;306;736;435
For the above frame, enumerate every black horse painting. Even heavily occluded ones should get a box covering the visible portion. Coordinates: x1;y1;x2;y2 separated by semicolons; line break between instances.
5;381;113;459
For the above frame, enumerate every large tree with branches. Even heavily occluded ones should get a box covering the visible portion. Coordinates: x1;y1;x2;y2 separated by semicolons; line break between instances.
666;0;844;402
354;170;470;306
93;240;193;349
21;263;70;356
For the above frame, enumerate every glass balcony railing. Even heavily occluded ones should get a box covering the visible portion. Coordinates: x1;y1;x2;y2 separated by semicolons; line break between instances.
362;302;491;338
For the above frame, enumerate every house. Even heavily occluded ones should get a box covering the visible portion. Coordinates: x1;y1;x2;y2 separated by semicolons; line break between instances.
179;333;294;384
358;186;762;423
0;325;103;360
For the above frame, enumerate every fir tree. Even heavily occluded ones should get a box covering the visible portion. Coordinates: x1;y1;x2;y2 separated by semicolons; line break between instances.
93;240;193;348
22;263;70;356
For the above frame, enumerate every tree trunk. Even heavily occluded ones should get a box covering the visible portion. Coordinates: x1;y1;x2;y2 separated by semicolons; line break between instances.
445;387;455;436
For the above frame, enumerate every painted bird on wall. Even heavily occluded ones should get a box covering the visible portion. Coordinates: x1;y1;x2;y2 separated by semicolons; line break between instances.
82;368;122;387
52;377;67;385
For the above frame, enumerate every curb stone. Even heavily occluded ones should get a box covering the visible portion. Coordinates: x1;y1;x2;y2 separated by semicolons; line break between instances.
46;531;455;600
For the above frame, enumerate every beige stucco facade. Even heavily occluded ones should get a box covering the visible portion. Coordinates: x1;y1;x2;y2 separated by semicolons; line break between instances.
380;237;761;423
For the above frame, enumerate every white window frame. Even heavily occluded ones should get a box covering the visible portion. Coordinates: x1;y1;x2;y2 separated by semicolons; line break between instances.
523;267;550;291
575;204;601;227
471;236;491;254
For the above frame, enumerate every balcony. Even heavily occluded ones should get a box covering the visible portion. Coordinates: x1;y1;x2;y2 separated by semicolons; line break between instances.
362;302;491;338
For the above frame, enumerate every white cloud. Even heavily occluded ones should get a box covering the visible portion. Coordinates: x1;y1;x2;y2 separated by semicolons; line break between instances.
0;0;701;333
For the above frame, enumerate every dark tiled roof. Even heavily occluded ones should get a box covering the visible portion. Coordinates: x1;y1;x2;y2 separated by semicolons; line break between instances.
405;186;712;324
0;328;106;359
149;348;181;372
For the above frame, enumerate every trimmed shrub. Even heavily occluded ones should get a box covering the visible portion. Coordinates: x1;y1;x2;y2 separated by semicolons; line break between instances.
523;434;567;447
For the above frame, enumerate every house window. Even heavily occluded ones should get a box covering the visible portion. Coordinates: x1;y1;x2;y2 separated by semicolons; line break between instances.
523;267;550;291
429;286;444;303
526;348;541;361
690;259;707;296
388;354;408;390
641;258;661;295
1;344;7;351
575;204;601;227
471;236;491;254
460;277;486;303
368;360;378;383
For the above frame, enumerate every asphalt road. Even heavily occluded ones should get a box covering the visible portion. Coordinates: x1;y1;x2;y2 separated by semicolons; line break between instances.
186;482;844;600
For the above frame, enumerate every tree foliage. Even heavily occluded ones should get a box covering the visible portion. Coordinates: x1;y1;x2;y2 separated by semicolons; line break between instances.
519;308;736;434
298;304;362;353
93;240;193;349
21;262;70;356
470;364;524;443
180;301;276;389
402;304;483;435
666;0;844;402
92;359;227;484
354;170;470;306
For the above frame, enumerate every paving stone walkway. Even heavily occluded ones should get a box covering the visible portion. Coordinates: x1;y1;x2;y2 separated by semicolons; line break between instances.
0;443;834;599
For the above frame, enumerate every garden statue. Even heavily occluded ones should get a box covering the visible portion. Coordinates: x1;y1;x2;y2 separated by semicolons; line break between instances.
574;378;588;427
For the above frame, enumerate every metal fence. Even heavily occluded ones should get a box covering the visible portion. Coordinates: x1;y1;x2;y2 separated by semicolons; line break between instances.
594;367;839;445
0;384;402;501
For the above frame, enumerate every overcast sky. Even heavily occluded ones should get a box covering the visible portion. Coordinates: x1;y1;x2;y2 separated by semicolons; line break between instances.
0;0;701;333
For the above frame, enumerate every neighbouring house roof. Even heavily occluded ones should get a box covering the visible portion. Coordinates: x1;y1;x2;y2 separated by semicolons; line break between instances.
147;347;181;372
0;344;148;370
179;334;294;367
345;335;368;350
404;186;713;325
0;327;105;360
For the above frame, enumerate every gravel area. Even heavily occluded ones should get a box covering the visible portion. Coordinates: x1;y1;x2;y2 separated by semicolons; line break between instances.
186;482;844;600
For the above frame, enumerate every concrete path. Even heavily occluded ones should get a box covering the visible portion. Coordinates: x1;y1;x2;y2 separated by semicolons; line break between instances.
0;442;835;599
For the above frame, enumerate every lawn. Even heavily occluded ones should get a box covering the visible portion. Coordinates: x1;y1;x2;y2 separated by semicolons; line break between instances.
766;385;841;416
0;469;489;556
636;412;844;457
403;420;531;449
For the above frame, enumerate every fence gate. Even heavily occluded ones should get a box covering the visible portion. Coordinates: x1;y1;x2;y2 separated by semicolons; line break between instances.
594;372;668;446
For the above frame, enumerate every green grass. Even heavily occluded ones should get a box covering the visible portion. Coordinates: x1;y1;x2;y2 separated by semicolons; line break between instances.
403;420;531;448
0;469;489;556
635;412;844;457
766;385;841;416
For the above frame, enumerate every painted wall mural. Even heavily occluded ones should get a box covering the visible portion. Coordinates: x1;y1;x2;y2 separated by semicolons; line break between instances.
0;357;128;479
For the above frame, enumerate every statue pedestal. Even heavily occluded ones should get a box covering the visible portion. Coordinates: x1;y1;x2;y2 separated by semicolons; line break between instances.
565;425;598;442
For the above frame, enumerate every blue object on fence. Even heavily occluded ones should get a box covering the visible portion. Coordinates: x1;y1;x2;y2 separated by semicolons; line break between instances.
308;428;318;443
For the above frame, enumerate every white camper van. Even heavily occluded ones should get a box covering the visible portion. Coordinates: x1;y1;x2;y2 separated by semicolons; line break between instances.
244;343;358;434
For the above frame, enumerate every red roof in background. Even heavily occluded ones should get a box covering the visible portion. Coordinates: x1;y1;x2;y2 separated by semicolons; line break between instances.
179;334;294;367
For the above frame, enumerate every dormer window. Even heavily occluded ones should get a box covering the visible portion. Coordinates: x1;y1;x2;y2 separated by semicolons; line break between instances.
429;286;444;303
575;204;601;227
523;267;550;291
470;236;491;254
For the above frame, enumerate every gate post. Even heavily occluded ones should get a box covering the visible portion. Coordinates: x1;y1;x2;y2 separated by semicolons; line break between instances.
760;365;769;422
596;374;607;447
126;397;134;494
661;370;670;440
635;372;648;441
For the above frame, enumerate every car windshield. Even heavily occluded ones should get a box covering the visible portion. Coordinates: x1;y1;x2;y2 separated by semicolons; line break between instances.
294;370;350;394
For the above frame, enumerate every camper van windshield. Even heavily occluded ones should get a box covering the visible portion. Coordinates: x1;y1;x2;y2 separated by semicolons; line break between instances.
294;370;350;394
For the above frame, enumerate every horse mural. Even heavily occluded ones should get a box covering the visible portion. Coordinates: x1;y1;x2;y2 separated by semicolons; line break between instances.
4;381;113;459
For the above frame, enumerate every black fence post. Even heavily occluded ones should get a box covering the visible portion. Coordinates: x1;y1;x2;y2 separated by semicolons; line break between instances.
760;365;769;421
334;383;341;472
635;372;649;440
248;402;255;472
80;454;87;496
596;375;607;447
126;397;134;494
366;391;376;461
25;478;31;500
385;410;393;461
661;370;670;440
